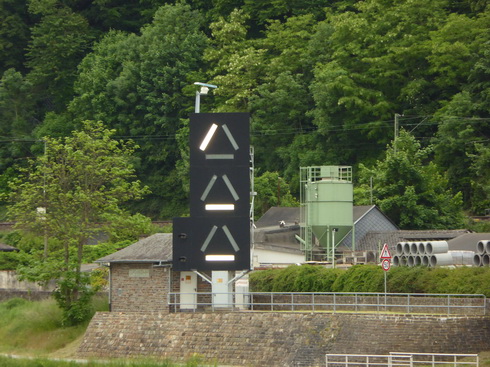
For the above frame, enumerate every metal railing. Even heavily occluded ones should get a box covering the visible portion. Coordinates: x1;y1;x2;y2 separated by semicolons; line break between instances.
390;353;479;367
326;354;413;367
167;292;487;315
325;353;479;367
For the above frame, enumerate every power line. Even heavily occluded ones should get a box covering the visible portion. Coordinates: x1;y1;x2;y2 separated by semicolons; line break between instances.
0;115;487;143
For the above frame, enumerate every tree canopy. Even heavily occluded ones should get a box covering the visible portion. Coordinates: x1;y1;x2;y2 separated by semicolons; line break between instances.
0;0;488;224
7;120;149;324
355;130;464;229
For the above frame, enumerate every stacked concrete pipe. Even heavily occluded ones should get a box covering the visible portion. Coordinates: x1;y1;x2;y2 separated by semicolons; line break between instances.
393;241;454;267
393;240;480;267
474;240;490;266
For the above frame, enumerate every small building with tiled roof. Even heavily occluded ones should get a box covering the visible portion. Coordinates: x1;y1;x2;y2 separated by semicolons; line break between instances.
96;233;213;313
96;234;175;312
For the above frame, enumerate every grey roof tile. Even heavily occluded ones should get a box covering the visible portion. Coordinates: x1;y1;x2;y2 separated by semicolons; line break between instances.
96;233;172;263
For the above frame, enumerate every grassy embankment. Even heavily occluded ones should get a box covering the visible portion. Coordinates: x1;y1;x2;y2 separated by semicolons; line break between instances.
0;297;214;367
2;296;490;367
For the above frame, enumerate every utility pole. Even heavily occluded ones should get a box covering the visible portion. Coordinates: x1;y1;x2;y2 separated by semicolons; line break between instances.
370;176;373;205
394;113;401;154
42;139;48;259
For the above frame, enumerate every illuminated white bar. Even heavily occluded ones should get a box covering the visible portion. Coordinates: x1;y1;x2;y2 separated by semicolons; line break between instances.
205;154;234;160
199;123;218;151
205;255;235;262
205;204;234;211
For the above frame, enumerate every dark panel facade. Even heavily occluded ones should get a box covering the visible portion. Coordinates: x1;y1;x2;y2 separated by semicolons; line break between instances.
173;113;250;271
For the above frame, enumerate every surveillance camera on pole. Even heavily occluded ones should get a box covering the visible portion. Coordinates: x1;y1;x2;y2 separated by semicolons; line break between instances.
194;82;217;112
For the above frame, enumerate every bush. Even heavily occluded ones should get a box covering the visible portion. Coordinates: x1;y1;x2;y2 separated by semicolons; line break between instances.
419;266;490;296
0;251;31;270
291;266;342;292
53;271;96;326
248;264;490;296
271;265;302;292
331;265;384;292
416;267;451;293
249;268;282;292
250;265;343;292
388;266;428;293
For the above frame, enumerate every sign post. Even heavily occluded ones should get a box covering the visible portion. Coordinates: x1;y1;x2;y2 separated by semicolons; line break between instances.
379;243;392;305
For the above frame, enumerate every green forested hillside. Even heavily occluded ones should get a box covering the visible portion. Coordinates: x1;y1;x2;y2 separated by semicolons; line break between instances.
1;0;489;225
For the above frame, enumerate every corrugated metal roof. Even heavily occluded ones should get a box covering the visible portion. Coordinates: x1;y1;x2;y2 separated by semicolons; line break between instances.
96;233;172;263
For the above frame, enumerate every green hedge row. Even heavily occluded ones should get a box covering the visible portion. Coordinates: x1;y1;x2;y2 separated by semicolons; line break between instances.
249;265;490;297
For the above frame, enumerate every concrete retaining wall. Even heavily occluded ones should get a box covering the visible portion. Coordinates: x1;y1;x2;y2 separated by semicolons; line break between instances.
0;289;52;302
78;312;490;367
0;271;56;291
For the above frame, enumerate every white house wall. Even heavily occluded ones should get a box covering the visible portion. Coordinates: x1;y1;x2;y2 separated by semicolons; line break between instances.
253;249;305;267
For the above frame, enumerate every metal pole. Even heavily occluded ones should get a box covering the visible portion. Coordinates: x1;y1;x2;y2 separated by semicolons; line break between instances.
195;91;201;113
394;113;400;154
370;176;373;205
43;140;48;259
384;270;387;309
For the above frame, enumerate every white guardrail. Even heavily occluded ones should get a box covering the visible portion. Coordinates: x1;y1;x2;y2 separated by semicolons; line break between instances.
325;353;479;367
168;292;487;316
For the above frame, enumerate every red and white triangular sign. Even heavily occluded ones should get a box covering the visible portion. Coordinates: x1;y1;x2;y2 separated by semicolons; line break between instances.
380;243;392;259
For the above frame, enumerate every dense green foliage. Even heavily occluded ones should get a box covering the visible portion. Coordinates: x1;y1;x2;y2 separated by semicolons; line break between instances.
6;121;149;325
254;171;298;219
249;265;490;296
0;0;489;226
355;130;465;229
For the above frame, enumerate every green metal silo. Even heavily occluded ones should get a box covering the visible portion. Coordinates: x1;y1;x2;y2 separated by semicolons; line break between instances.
299;166;354;262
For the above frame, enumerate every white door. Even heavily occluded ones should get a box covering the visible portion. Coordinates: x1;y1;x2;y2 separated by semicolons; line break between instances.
212;271;233;308
180;271;197;310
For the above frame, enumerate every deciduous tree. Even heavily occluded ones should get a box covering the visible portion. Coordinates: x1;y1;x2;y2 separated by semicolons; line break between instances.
7;121;149;325
355;130;464;229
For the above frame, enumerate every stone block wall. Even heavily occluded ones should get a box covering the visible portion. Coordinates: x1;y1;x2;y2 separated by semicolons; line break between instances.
110;264;170;312
78;312;490;367
0;289;52;302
